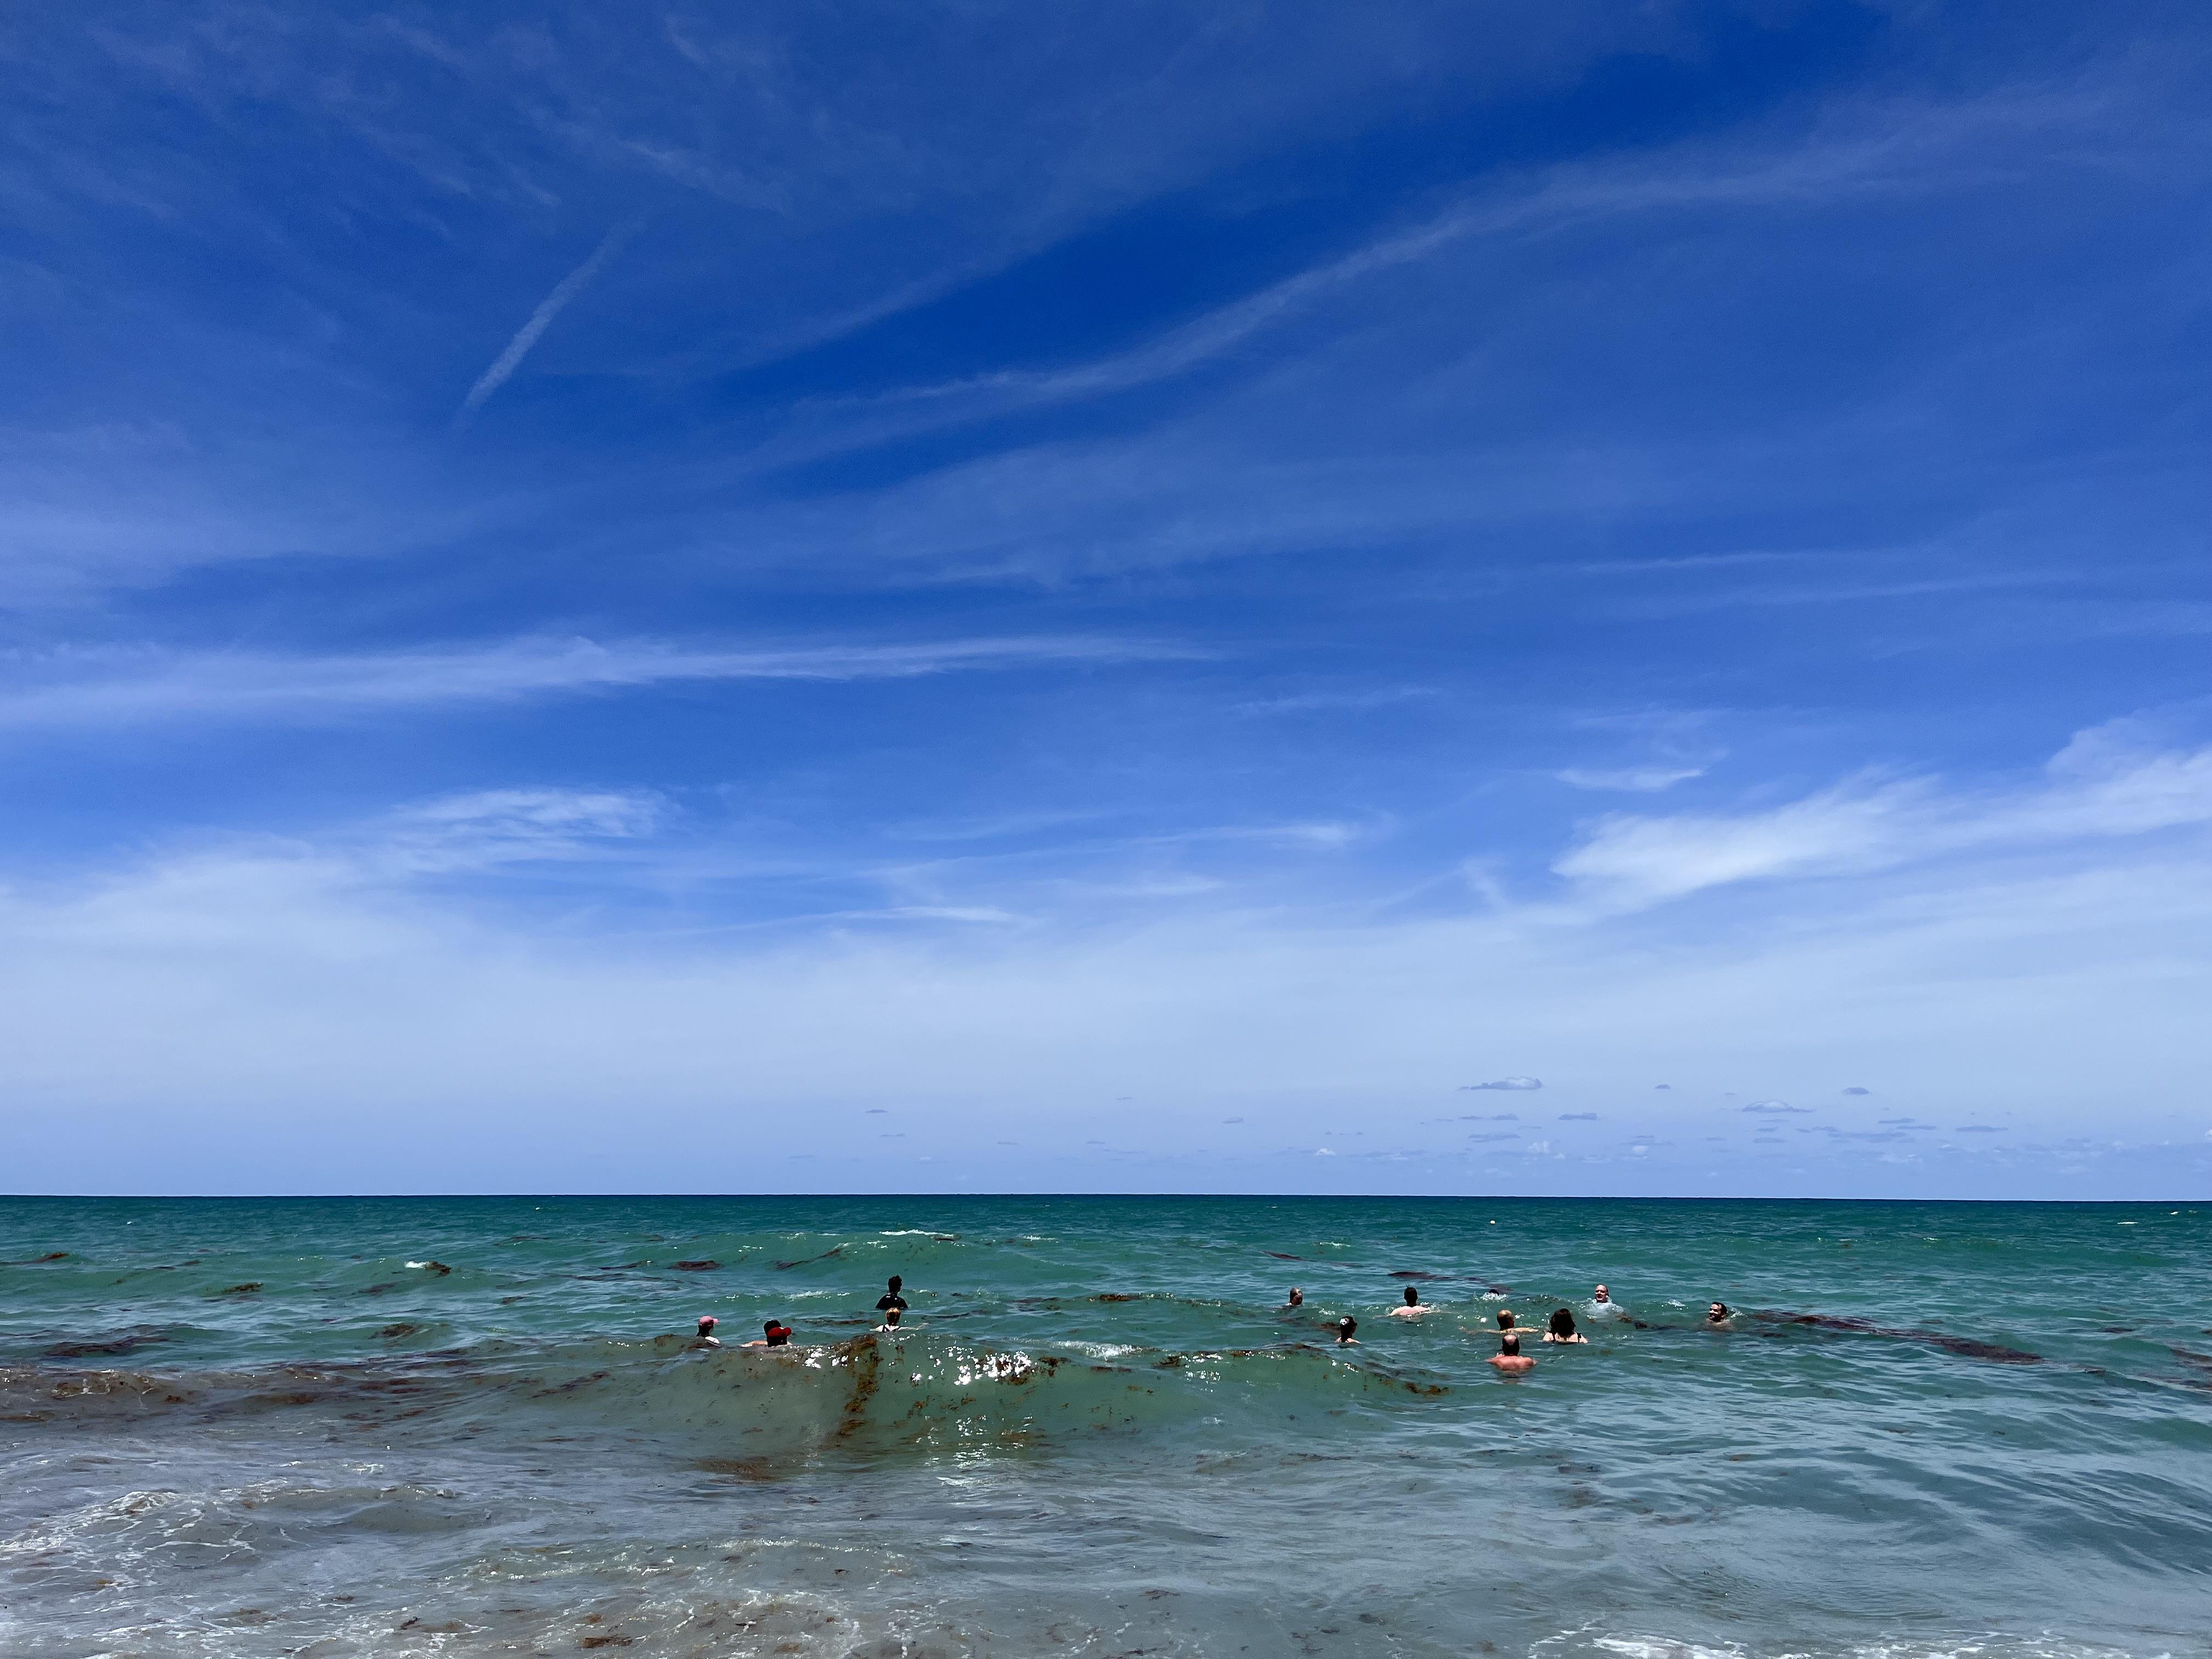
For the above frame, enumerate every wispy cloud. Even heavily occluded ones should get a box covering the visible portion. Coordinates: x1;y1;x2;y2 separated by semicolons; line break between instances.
0;635;1192;730
733;78;2144;475
1554;764;1708;793
458;221;646;421
1554;720;2212;909
1462;1076;1542;1091
384;788;666;873
1235;687;1436;718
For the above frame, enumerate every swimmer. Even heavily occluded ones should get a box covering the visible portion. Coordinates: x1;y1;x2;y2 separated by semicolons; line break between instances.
1706;1302;1734;1329
1335;1317;1359;1345
1544;1308;1587;1344
745;1320;795;1348
877;1276;909;1314
692;1316;722;1348
1593;1285;1612;1307
1488;1331;1536;1374
876;1307;905;1333
1284;1286;1305;1309
1459;1309;1519;1338
1389;1285;1434;1318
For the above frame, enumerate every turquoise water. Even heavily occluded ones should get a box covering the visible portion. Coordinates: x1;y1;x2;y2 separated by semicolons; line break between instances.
2;1195;2207;1657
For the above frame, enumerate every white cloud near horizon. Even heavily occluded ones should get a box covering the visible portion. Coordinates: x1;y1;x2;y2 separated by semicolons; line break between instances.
2;721;2208;1195
0;634;1191;730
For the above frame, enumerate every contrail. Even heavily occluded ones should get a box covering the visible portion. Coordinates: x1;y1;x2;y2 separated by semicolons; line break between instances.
456;220;643;421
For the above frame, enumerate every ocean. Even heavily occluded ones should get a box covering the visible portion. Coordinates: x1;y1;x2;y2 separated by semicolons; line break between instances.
1;1195;2206;1657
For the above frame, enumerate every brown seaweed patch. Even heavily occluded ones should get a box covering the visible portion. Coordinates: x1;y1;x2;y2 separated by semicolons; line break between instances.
3;1252;70;1265
671;1260;720;1272
836;1340;882;1438
40;1327;174;1359
695;1457;785;1482
1764;1311;2040;1364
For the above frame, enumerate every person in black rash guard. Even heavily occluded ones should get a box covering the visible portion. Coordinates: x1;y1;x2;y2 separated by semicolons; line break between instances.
877;1276;909;1314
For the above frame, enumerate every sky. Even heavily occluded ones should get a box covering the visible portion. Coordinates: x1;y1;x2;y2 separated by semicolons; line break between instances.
3;1;2209;1199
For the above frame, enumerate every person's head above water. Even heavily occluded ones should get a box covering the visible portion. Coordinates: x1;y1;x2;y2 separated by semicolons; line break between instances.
887;1276;902;1293
1593;1285;1610;1302
763;1320;792;1345
696;1316;718;1337
1288;1287;1304;1306
1403;1286;1421;1306
1707;1302;1731;1324
1500;1331;1521;1356
1549;1308;1577;1338
1335;1317;1358;1344
883;1307;902;1327
1496;1310;1516;1329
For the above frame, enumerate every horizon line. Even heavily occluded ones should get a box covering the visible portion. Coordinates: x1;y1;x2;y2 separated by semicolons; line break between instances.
1;1191;2199;1205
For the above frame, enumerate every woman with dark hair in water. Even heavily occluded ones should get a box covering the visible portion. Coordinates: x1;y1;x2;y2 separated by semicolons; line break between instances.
1544;1307;1587;1344
1334;1317;1359;1345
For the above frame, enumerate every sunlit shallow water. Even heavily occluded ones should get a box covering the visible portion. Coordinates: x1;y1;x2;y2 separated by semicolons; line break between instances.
2;1195;2207;1657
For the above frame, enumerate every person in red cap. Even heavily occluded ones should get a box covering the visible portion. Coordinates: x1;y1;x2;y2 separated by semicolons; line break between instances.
692;1316;721;1347
746;1320;795;1348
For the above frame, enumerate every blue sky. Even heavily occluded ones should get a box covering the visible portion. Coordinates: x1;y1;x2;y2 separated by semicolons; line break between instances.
4;2;2209;1198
